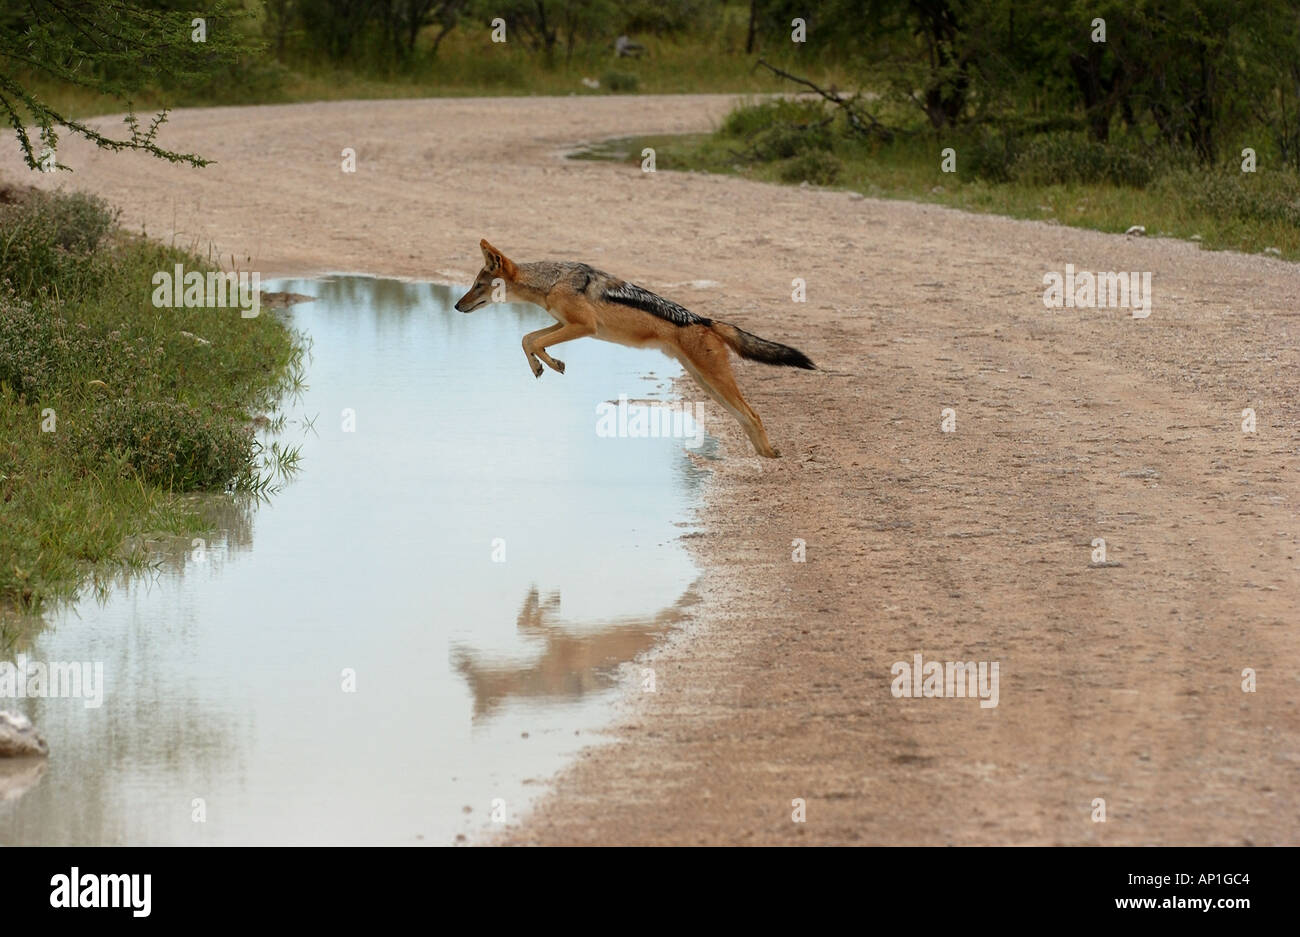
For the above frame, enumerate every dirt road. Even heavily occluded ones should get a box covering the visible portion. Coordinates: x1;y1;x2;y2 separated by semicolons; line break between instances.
10;95;1297;844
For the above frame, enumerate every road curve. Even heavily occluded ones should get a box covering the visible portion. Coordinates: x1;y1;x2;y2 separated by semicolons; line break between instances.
8;94;1297;844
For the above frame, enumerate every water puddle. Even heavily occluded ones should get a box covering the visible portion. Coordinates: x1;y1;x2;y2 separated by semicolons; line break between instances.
0;276;711;844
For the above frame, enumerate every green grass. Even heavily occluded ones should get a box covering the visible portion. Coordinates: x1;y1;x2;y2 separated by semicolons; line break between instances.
0;188;301;635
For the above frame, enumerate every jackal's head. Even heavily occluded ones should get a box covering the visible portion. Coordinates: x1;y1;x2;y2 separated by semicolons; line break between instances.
454;239;518;313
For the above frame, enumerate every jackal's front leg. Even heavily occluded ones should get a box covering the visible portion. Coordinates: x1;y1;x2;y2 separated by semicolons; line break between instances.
521;324;563;378
525;322;595;377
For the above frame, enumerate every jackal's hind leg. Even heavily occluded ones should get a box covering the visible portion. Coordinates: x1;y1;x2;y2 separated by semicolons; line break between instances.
678;342;779;458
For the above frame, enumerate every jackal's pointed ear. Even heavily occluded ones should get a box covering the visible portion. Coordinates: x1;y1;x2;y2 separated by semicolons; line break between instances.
479;239;517;279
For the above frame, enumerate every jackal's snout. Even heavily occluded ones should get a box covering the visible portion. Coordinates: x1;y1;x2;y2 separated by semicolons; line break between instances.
454;279;488;313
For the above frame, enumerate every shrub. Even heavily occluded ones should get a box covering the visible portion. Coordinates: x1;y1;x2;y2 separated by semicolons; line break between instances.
718;99;835;167
1167;168;1300;226
71;398;255;491
601;70;639;92
38;190;116;253
962;132;1023;183
0;288;54;398
0;189;118;298
777;150;841;185
1010;133;1156;188
720;99;828;139
469;57;526;88
753;121;834;160
175;56;289;105
0;293;158;403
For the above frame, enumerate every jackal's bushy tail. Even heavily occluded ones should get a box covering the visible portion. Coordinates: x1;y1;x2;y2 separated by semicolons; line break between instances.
711;321;816;370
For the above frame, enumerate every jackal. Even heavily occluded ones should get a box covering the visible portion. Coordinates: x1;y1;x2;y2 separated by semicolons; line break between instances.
454;240;815;457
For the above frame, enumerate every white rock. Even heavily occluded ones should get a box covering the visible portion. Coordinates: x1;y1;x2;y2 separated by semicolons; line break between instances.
0;756;47;801
0;710;49;757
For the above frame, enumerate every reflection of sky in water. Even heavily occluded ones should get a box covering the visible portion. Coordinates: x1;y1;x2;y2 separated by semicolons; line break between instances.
0;277;705;844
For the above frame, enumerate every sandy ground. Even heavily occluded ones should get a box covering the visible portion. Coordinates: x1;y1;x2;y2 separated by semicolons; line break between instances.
8;95;1297;845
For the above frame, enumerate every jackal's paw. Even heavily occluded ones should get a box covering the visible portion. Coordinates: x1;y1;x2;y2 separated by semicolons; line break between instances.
530;359;544;378
552;359;565;374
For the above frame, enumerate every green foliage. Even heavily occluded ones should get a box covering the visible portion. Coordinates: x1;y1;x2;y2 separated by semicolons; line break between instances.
470;57;528;89
777;150;841;185
720;99;827;139
753;120;834;159
961;132;1023;184
620;0;707;35
600;70;639;92
0;0;257;168
70;398;255;491
0;189;118;298
0;188;299;612
1010;133;1157;188
720;100;836;165
1168;168;1300;227
743;0;1300;169
173;55;291;106
0;288;53;397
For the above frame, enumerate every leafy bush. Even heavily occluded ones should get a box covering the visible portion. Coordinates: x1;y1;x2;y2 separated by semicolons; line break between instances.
621;0;704;34
753;121;834;160
174;56;290;105
720;99;828;139
718;99;835;168
0;292;158;403
470;57;526;88
0;288;54;398
71;398;255;491
1166;168;1300;226
42;191;116;253
0;189;118;298
777;151;841;185
961;132;1023;183
1010;133;1156;188
601;70;639;92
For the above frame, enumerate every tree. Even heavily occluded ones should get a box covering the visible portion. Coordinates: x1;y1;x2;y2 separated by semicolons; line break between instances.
0;0;252;170
375;0;470;57
479;0;616;57
296;0;379;60
264;0;298;57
